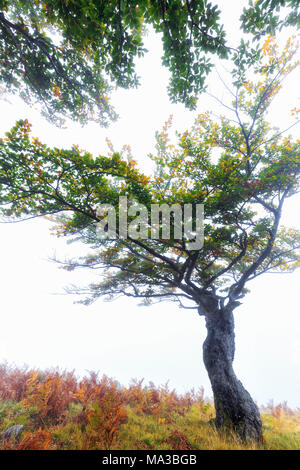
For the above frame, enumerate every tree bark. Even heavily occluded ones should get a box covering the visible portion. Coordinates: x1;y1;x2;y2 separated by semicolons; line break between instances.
202;307;263;443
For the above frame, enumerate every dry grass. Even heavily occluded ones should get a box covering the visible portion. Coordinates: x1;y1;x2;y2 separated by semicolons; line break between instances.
0;363;299;450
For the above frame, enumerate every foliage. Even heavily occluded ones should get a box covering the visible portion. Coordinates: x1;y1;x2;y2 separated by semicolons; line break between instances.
21;369;77;426
1;428;55;450
0;36;300;315
241;0;300;39
0;0;231;125
74;372;128;449
0;363;34;401
14;429;54;450
0;400;35;432
124;379;202;419
167;429;193;449
0;0;297;125
0;363;299;450
83;390;128;450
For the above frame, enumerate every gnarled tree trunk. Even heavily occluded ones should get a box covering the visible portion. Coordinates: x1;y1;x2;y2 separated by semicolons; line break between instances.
202;306;263;443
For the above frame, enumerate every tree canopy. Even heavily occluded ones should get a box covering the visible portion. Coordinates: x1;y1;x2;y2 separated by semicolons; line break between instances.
0;0;231;126
1;1;298;126
1;35;300;314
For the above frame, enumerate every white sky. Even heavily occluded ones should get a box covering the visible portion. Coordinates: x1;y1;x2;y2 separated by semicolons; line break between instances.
0;0;300;408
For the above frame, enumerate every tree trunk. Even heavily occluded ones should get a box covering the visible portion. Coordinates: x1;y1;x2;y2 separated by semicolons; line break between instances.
202;307;263;443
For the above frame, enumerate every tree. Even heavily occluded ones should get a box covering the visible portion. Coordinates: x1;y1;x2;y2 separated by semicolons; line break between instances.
1;34;300;443
0;0;230;126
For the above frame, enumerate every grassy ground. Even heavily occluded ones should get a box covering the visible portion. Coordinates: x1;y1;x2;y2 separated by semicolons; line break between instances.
0;364;299;450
